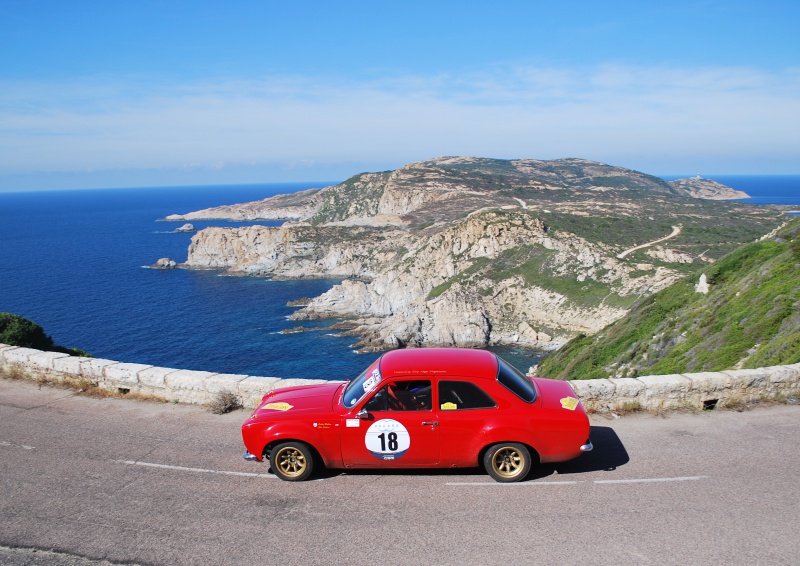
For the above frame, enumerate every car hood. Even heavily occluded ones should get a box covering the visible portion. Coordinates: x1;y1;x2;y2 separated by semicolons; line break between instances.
532;377;587;414
251;382;344;418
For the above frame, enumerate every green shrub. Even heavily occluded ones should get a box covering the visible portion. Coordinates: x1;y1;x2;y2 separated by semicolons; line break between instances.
0;312;90;357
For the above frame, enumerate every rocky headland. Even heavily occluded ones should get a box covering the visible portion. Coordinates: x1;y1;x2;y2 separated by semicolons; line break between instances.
668;176;750;200
162;157;784;352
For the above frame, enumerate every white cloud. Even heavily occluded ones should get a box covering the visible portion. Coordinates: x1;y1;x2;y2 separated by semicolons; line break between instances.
1;63;798;181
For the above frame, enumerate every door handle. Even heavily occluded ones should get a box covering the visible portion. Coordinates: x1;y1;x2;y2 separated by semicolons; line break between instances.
422;421;439;426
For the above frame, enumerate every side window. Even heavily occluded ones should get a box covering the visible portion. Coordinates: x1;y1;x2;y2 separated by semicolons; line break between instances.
438;380;496;410
364;380;432;412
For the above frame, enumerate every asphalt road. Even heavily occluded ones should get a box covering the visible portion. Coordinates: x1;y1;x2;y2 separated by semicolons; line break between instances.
1;378;798;566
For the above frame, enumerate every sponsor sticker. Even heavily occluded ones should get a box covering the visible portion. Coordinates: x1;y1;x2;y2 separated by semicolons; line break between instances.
363;369;382;393
560;397;579;411
441;402;458;410
346;419;361;428
264;402;293;411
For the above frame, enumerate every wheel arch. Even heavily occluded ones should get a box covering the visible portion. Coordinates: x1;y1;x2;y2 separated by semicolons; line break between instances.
263;437;323;466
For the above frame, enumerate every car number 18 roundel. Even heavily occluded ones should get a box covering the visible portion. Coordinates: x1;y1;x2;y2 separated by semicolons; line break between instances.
364;419;410;460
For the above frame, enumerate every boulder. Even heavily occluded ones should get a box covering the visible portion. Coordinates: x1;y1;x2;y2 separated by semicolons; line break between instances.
152;258;177;270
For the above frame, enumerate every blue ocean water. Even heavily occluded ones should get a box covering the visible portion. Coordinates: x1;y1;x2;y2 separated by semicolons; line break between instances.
0;183;385;380
1;176;797;380
661;174;800;208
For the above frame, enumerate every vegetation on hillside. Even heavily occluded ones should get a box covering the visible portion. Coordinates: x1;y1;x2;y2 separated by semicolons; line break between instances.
0;313;90;357
536;218;800;380
309;171;392;225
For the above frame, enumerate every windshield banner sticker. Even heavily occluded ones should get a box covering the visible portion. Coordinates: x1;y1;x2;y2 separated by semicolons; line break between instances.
362;369;382;393
365;419;410;460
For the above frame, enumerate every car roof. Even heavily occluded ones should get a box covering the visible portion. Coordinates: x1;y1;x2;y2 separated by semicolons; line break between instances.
378;348;499;380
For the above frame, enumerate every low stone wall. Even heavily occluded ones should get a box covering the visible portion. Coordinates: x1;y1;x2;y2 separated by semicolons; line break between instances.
570;365;799;412
0;344;326;409
1;343;798;412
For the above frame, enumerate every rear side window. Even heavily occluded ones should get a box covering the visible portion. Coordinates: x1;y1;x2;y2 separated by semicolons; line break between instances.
438;381;496;410
496;357;537;403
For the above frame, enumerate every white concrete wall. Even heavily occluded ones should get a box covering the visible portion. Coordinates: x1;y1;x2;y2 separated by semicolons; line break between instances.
1;343;798;411
569;365;800;412
0;343;326;409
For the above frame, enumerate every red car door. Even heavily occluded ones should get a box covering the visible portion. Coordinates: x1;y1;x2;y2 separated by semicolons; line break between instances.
340;378;440;467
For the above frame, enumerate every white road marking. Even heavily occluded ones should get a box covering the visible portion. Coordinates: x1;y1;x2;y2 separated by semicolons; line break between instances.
113;459;275;478
1;440;35;450
446;480;579;486
446;476;707;486
111;460;707;485
594;475;706;484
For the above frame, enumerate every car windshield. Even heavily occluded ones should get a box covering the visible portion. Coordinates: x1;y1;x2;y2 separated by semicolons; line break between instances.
496;356;537;403
342;359;382;409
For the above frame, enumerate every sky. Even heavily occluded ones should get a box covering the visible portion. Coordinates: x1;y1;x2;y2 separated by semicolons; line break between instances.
1;0;799;191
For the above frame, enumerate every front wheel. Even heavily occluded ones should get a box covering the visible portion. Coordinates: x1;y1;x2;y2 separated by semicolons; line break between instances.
483;442;532;482
269;442;315;481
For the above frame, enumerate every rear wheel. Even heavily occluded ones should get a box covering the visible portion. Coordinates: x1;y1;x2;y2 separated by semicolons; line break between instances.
483;442;531;482
269;442;315;481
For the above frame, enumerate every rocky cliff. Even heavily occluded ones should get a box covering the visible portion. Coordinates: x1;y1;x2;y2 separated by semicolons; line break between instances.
163;157;785;352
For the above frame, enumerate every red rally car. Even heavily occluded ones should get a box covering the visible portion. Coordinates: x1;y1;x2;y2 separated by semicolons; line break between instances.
242;348;592;482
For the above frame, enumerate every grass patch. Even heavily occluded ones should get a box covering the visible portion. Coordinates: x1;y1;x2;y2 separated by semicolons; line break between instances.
427;257;491;300
0;363;27;380
0;365;170;403
481;245;623;310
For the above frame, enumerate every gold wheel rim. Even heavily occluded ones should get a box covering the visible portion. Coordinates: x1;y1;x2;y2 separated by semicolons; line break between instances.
275;446;308;478
491;447;524;479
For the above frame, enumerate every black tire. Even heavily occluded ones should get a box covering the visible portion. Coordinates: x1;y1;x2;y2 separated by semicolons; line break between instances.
483;442;532;482
269;441;315;481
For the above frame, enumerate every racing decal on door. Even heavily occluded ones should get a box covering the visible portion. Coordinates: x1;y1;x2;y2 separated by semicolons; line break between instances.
364;419;410;460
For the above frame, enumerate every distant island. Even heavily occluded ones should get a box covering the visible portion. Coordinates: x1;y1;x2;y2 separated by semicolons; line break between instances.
160;157;784;352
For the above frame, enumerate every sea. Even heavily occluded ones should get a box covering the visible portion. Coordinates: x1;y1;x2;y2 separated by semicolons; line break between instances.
1;175;798;381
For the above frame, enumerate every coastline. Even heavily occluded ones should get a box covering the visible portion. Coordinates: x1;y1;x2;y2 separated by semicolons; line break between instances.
1;175;798;379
